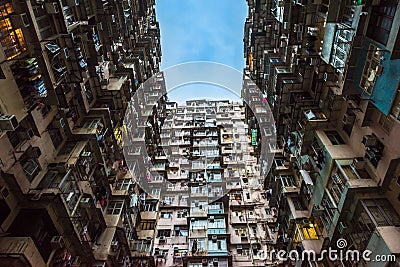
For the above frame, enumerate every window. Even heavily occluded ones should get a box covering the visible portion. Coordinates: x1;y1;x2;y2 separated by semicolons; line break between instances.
378;114;394;133
157;229;171;237
7;130;24;148
208;239;227;251
367;3;396;45
22;159;40;182
360;44;383;94
177;209;188;218
292;197;307;210
160;212;172;219
106;201;124;215
190;220;207;229
38;171;64;189
0;198;11;226
325;130;345;145
60;142;76;155
49;128;63;149
132;239;151;252
328;172;346;204
115;179;131;190
0;67;5;79
175;226;189;236
151;188;160;196
143;202;157;211
140;221;155;230
363;199;400;226
321;194;337;230
281;175;296;187
208;218;225;229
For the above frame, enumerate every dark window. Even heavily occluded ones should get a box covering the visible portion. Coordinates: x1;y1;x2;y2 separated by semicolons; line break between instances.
325;131;345;145
106;201;124;215
38;171;64;189
366;1;396;45
140;221;155;230
292;197;307;210
0;199;11;225
397;176;400;186
157;229;171;237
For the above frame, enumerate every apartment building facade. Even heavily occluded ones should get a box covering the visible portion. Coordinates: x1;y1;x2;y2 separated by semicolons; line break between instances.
0;0;165;266
149;99;278;267
243;0;400;266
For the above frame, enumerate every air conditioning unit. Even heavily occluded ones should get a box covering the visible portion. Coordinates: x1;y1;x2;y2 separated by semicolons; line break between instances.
212;235;217;241
362;134;377;147
0;115;18;131
51;236;64;249
10;13;30;28
293;24;303;33
45;2;60;14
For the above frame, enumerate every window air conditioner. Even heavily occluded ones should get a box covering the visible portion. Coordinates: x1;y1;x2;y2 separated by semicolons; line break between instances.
0;115;18;130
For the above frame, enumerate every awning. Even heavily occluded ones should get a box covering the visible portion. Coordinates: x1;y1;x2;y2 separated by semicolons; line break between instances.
300;170;313;186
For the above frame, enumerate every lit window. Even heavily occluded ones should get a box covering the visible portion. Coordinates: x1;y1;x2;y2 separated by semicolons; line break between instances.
378;114;394;133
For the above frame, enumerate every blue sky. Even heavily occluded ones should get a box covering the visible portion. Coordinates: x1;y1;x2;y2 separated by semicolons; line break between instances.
155;0;248;103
